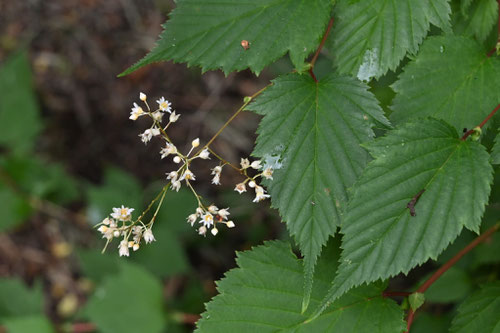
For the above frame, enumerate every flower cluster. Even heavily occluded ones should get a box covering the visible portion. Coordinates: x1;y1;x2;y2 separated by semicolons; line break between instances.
97;91;274;255
96;205;155;257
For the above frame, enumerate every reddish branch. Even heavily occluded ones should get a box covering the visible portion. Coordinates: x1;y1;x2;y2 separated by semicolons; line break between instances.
405;222;500;332
461;103;500;140
308;17;334;82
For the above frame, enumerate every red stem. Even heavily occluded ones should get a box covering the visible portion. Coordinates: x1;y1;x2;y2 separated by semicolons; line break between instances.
405;222;500;332
308;17;334;82
461;103;500;140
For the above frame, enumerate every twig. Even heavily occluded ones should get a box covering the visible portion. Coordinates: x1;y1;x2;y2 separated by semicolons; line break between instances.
308;17;334;82
405;221;500;332
407;189;425;217
461;103;500;140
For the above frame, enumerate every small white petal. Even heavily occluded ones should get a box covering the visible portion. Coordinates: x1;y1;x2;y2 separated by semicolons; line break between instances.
140;92;147;101
191;138;200;148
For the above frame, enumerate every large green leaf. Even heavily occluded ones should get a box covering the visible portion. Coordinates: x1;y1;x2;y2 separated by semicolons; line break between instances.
83;261;166;333
196;240;405;332
0;279;43;319
328;0;451;81
454;0;498;42
3;316;55;333
120;0;334;76
248;73;387;311
312;118;493;319
450;282;500;332
391;36;500;132
0;51;42;153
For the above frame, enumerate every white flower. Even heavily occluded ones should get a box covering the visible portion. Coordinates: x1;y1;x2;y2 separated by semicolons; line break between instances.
97;225;108;234
111;205;134;221
118;240;129;257
113;230;121;238
103;228;114;240
253;185;270;203
151;127;161;136
166;171;178;182
102;217;112;225
250;160;262;170
180;169;196;181
157;97;172;113
160;143;178;159
139;129;154;144
133;243;140;251
262;167;273;180
173;156;182;163
128;241;135;248
248;181;256;188
226;221;235;228
152;111;164;122
187;214;197;226
211;227;218;236
169;111;180;123
211;165;222;185
198;226;207;236
201;213;214;227
218;208;230;220
140;92;147;101
240;158;250;169
234;182;246;194
171;180;181;192
191;138;200;148
196;207;204;217
199;148;210;159
208;205;218;214
143;228;156;244
129;103;144;121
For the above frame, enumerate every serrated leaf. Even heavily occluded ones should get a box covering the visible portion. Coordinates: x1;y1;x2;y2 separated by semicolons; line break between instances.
409;293;425;311
450;282;500;332
454;0;498;42
196;240;405;332
0;51;42;153
248;73;387;311
391;36;500;132
328;0;451;81
312;118;493;319
84;261;166;333
492;128;500;164
120;0;334;76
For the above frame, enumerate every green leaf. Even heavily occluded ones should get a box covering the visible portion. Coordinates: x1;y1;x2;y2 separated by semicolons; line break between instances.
454;0;498;42
391;36;500;132
328;0;451;81
248;73;387;311
409;292;425;311
84;261;166;333
410;313;451;333
450;282;500;332
196;240;406;332
492;128;500;164
0;279;43;319
86;167;143;225
3;316;55;333
0;186;32;232
0;51;42;153
312;118;493;319
120;0;334;76
77;249;120;283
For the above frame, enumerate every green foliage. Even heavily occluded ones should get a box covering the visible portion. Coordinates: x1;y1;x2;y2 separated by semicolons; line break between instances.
3;316;55;333
0;51;42;153
391;36;500;132
409;293;425;311
454;0;498;42
86;167;143;224
248;73;387;310
450;282;500;332
328;0;451;81
493;129;500;164
0;279;44;319
120;0;334;76
315;118;492;314
423;267;472;303
196;240;405;332
83;261;167;333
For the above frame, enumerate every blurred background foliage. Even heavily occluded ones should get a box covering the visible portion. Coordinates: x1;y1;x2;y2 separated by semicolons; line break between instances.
0;1;500;333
